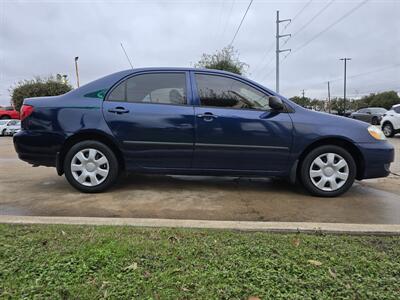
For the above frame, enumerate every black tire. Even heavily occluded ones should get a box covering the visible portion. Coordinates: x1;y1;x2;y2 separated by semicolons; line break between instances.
0;115;10;120
371;117;379;125
1;129;5;136
299;145;356;197
64;140;119;193
382;122;394;138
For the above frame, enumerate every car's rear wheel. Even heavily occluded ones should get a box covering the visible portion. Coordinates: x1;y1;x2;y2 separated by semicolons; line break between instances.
0;115;10;120
300;145;356;197
382;122;394;138
64;141;119;193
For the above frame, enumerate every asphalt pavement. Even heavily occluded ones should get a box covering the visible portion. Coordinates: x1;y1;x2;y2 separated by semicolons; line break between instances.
0;136;399;224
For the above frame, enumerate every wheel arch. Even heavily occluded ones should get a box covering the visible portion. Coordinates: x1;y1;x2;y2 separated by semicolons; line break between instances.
56;130;125;175
382;120;393;128
296;137;365;181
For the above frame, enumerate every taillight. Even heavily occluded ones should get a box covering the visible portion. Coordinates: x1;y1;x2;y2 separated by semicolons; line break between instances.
20;104;34;121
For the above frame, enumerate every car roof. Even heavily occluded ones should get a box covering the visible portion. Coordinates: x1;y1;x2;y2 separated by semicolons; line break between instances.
113;67;247;78
69;67;279;100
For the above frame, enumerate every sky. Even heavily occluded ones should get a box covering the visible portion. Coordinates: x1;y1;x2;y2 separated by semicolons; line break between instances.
0;0;399;106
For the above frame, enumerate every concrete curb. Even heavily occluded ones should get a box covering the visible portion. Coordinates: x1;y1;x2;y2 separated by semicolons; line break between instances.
1;216;400;235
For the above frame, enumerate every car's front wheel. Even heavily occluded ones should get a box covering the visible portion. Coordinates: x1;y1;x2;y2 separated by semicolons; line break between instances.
300;145;356;197
64;141;119;193
382;122;394;138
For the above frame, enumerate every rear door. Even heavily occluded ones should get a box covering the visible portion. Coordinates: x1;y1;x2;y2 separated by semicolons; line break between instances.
192;72;293;173
103;71;195;170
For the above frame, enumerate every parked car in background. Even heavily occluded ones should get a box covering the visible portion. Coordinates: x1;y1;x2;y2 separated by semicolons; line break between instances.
4;120;21;136
14;68;394;197
350;107;387;125
0;106;20;119
0;119;20;136
381;104;400;137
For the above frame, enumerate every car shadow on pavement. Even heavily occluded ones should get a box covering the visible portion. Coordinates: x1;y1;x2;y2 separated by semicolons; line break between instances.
112;173;308;196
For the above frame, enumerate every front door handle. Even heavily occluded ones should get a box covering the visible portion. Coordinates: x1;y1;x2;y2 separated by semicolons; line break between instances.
108;107;130;114
197;112;218;122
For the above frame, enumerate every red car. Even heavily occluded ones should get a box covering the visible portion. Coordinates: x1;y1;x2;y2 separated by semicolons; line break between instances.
0;106;20;119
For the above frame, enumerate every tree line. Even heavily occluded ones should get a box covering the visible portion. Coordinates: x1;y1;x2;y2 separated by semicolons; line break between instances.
290;91;400;114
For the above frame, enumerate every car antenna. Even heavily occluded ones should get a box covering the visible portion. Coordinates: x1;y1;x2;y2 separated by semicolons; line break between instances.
120;42;134;69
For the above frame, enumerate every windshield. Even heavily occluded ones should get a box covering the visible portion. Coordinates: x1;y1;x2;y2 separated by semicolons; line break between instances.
0;120;7;125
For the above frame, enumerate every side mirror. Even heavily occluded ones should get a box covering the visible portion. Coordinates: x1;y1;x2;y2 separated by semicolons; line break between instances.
269;96;284;111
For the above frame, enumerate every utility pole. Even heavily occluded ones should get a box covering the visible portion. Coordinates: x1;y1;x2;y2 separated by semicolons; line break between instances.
339;58;351;115
276;10;291;93
327;81;331;114
74;56;80;88
301;89;305;99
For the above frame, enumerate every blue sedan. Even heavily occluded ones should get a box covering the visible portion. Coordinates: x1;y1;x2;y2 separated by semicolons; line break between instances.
14;68;394;196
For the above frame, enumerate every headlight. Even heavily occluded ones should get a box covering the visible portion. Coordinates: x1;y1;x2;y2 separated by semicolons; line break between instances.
368;125;386;140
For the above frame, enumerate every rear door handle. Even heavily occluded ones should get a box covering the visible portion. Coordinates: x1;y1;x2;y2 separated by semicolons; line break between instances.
197;112;218;121
108;107;130;114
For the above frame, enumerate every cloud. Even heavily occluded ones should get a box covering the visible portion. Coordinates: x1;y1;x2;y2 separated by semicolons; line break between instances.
0;0;399;106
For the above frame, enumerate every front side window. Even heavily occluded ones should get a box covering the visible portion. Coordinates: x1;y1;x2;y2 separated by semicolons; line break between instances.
195;74;271;110
107;73;187;105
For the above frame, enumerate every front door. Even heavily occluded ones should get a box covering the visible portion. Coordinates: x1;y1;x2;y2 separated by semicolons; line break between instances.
192;73;293;173
103;72;195;170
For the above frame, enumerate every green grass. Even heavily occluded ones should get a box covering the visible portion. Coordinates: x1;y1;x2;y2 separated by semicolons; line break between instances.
1;224;399;299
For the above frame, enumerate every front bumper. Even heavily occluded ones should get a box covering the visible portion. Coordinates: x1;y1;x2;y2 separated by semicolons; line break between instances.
357;141;395;179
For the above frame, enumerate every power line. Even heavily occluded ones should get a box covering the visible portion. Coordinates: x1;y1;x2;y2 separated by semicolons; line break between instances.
302;63;400;89
291;0;369;55
229;0;254;46
221;0;236;43
213;0;226;47
285;0;313;29
252;44;274;75
282;0;334;48
333;63;400;82
292;0;335;38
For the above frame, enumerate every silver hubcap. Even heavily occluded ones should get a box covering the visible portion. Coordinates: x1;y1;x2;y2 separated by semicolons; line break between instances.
383;125;392;136
71;148;109;187
309;153;349;192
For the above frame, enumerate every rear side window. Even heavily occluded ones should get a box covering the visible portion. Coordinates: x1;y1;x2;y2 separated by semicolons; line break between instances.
394;106;400;114
107;73;187;105
195;74;270;110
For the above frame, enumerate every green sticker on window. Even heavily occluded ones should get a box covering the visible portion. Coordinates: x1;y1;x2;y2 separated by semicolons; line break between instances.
84;89;107;99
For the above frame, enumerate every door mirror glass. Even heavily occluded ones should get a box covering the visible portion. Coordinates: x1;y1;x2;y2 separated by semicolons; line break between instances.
269;96;284;111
